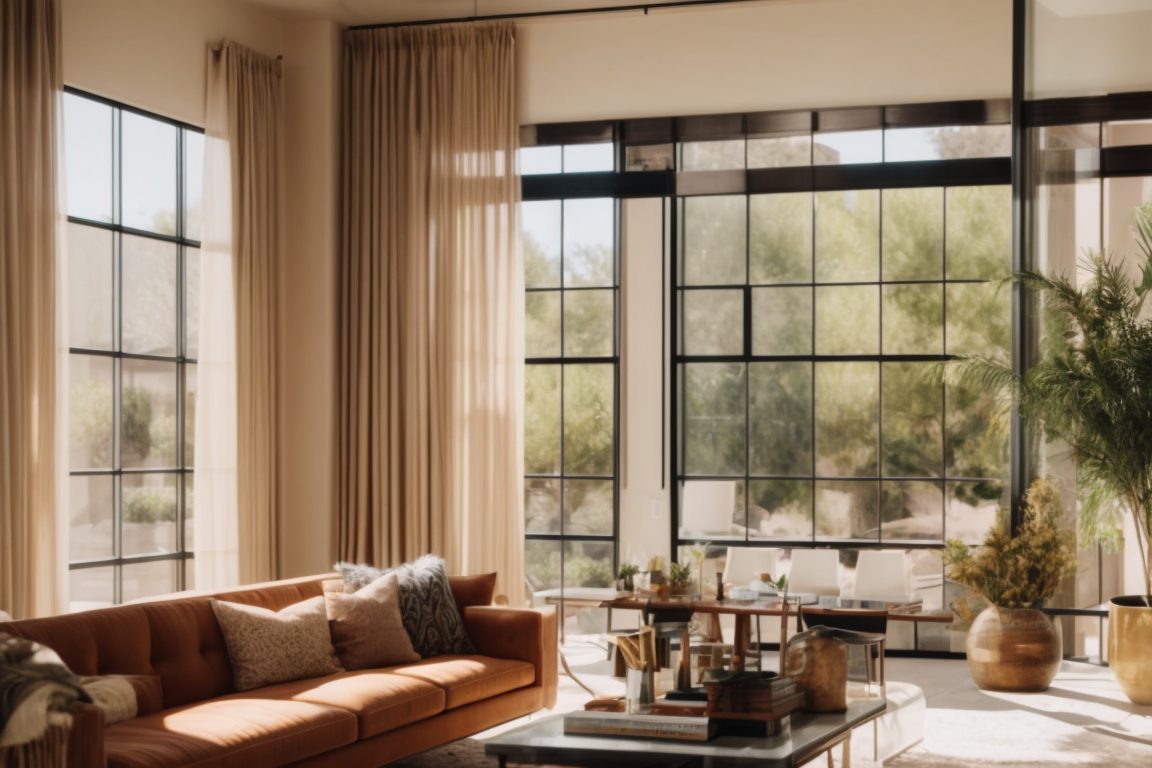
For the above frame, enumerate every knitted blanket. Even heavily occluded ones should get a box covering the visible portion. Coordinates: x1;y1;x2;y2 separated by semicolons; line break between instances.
0;633;88;748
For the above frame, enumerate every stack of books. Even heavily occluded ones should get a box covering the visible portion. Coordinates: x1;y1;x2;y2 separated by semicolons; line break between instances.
703;673;804;736
563;710;718;742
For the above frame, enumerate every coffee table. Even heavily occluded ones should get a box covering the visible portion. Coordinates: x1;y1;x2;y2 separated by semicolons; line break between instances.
484;698;886;767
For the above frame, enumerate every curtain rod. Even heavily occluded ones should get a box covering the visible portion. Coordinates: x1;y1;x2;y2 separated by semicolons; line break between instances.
347;0;771;31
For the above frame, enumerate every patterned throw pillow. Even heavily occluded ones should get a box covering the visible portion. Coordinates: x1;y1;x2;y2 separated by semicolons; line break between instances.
324;572;420;669
211;596;343;691
337;555;476;657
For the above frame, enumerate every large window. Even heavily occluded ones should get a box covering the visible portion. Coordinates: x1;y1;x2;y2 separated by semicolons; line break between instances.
64;90;201;608
520;140;620;596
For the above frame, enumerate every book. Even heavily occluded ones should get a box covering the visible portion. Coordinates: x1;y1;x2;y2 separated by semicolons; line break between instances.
563;711;718;742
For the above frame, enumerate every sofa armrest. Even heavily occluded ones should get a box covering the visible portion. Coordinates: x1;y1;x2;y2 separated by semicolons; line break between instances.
68;701;106;768
464;605;557;708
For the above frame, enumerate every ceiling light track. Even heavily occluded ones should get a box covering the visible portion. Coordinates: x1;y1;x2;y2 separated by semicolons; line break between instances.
349;0;772;30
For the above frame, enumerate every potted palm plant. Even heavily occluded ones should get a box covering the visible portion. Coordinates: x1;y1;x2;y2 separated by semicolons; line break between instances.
944;479;1077;691
956;206;1152;703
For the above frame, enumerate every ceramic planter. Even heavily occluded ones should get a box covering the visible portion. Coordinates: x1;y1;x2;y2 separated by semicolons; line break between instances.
1108;596;1152;705
965;606;1062;692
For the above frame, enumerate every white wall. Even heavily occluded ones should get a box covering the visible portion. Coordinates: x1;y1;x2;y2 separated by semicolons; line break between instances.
1030;0;1152;99
517;0;1012;125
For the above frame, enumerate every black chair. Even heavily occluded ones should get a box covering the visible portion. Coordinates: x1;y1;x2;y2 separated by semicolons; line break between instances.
798;606;888;697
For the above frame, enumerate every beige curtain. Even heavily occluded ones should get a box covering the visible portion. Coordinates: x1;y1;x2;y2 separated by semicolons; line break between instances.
200;41;283;585
340;23;525;601
0;0;62;619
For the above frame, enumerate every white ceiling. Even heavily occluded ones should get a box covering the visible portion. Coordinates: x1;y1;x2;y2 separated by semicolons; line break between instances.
241;0;711;26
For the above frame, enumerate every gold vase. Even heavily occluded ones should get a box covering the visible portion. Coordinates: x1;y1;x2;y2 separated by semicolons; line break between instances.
1108;596;1152;705
965;606;1061;692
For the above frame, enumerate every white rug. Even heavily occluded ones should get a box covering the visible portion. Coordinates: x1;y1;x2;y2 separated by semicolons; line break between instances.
888;662;1152;767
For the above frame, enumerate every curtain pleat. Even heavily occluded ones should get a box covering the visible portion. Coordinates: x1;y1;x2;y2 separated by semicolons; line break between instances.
0;0;62;618
340;23;525;602
200;41;283;586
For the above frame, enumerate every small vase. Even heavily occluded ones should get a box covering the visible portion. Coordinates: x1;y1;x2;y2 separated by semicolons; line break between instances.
966;606;1062;692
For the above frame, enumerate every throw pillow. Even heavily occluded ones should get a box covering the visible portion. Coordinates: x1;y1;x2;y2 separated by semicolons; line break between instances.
448;572;498;613
78;674;163;724
211;596;343;691
324;572;419;669
337;555;476;657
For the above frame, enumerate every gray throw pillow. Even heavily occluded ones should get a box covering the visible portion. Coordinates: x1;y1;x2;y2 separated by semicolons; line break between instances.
336;555;476;657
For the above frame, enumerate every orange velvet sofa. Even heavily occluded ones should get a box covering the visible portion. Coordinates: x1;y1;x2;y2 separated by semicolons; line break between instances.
4;573;558;768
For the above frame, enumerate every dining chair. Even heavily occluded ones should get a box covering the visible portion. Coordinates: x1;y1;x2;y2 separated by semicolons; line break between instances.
853;550;911;601
785;549;841;596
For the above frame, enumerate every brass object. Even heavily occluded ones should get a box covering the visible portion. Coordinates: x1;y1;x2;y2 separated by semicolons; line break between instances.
1108;596;1152;705
965;607;1061;692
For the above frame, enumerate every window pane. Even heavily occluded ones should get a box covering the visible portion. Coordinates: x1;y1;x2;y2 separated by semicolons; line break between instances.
563;198;614;287
815;285;879;355
564;540;614;588
564;142;614;172
64;93;113;222
884;125;1011;161
1103;119;1152;148
519;145;562;175
525;364;560;475
683;363;745;476
121;559;179;603
526;292;561;358
883;284;943;355
815;190;879;282
121;359;178;469
184;474;195;551
753;287;812;356
814;130;882;165
525;478;560;534
564;289;614;357
69;475;114;561
564;479;613;535
680;480;743;539
947;481;1004;545
69;354;114;470
882;362;942;478
946;282;1011;358
525;539;561;593
946;186;1011;279
946;380;1009;482
815;362;878;477
748;480;813;539
122;234;178;356
749;362;812;476
682;289;743;356
682;196;747;286
70;566;115;611
122;112;177;234
750;193;812;283
522;200;561;288
881;480;944;540
68;223;114;350
681;140;745;171
625;143;673;171
882;187;943;280
563;363;614;476
747;135;812;168
186;247;200;359
122;473;178;556
184;129;204;241
185;363;196;468
815;480;879;539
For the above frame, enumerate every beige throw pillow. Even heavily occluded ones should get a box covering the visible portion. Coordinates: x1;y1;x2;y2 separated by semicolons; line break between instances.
211;596;343;691
325;572;419;669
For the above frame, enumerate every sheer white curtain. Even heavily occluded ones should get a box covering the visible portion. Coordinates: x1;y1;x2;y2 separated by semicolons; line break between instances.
197;40;283;589
340;23;525;601
0;0;63;618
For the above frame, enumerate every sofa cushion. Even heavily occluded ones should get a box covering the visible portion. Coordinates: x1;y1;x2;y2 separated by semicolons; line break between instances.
104;695;357;768
324;573;419;670
276;670;447;739
338;556;476;658
389;655;536;710
211;597;342;691
448;573;497;613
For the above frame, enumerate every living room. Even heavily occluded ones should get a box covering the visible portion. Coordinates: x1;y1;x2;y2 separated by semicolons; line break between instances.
3;0;1152;766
